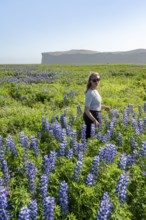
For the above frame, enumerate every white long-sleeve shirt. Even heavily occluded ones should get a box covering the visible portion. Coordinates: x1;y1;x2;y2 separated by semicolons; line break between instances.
85;89;102;111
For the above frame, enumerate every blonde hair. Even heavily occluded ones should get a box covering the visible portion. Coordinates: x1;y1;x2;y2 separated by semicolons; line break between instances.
85;72;100;93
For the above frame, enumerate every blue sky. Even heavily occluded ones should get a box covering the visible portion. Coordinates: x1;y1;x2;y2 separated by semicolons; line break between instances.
0;0;146;64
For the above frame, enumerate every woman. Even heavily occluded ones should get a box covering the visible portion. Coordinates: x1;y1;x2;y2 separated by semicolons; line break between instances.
83;72;112;139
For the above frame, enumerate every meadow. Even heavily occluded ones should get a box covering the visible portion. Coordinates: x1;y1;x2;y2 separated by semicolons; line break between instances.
0;64;146;220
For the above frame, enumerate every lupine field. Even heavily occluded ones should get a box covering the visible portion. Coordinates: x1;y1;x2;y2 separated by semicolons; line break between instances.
0;64;146;220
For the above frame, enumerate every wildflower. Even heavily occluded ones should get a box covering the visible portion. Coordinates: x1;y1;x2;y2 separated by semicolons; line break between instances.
59;181;68;217
29;200;38;220
73;161;83;183
85;173;94;186
96;192;112;220
18;207;30;220
115;172;130;206
43;196;55;220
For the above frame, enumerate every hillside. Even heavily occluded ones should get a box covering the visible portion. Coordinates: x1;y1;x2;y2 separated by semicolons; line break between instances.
41;48;146;64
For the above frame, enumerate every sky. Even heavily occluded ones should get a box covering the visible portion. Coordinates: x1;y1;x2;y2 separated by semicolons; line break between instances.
0;0;146;64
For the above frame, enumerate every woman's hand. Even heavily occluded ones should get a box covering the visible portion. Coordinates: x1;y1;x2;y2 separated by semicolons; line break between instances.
94;119;99;128
105;106;112;114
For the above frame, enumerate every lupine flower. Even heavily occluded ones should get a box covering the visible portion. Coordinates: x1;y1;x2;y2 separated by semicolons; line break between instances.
18;207;30;220
67;149;74;160
77;104;82;115
139;141;146;157
98;143;117;164
144;102;146;112
73;161;83;183
29;200;38;220
96;192;112;220
138;119;144;133
43;196;55;220
1;160;10;185
0;149;5;162
105;115;109;130
118;154;127;170
90;124;96;139
0;185;10;219
78;152;84;161
130;136;138;150
91;156;100;180
49;151;57;173
27;162;37;198
60;114;68;128
0;136;2;149
85;173;94;186
144;117;146;132
20;132;29;150
123;109;130;129
42;155;51;177
40;174;49;199
117;133;122;147
70;139;78;155
6;135;17;156
81;124;86;142
61;129;67;145
59;181;68;217
31;136;40;157
59;143;66;157
115;172;130;206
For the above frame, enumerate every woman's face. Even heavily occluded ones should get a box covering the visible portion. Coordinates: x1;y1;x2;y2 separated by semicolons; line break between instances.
90;75;100;88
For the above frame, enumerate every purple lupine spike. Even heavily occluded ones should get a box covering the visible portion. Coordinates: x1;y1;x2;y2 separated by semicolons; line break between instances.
98;143;117;164
115;172;130;206
91;156;100;179
18;207;30;220
117;133;123;147
31;136;39;157
130;136;138;150
61;114;68;128
66;125;73;137
67;149;74;160
20;132;30;150
0;136;2;149
0;185;10;220
1;160;10;185
90;123;96;139
0;149;5;162
138;119;144;133
29;200;38;220
43;196;55;220
49;151;57;173
42;155;51;177
73;161;83;183
78;143;84;153
85;173;94;186
96;192;112;220
61;129;67;145
139;141;146;157
144;102;146;112
6;135;17;156
23;153;28;173
144;117;146;132
59;181;68;217
77;104;82;115
70;139;78;155
118;154;127;170
59;143;66;157
81;124;86;142
123;109;130;129
40;174;49;199
105;115;109;129
27;162;37;198
53;122;62;142
78;152;84;161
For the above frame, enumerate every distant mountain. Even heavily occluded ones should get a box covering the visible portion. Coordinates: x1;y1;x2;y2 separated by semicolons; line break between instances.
41;49;146;64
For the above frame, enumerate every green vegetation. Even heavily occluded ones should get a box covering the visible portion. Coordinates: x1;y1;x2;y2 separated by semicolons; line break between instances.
0;64;146;219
